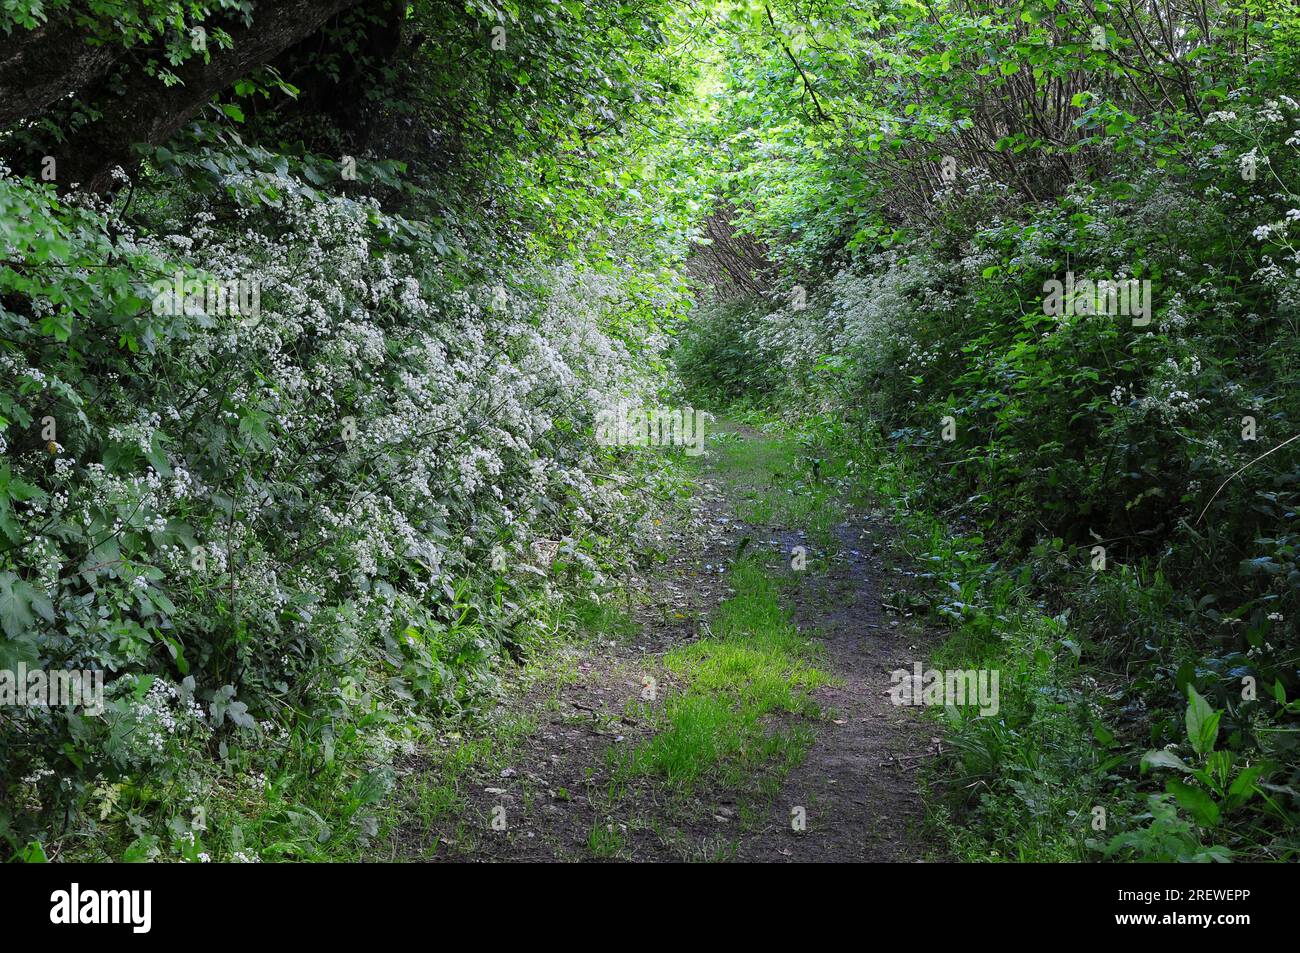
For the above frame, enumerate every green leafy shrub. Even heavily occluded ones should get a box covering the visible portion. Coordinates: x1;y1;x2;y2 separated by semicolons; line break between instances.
0;156;682;858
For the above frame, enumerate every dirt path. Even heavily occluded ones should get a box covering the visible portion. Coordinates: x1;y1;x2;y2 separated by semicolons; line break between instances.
398;420;939;862
735;517;939;861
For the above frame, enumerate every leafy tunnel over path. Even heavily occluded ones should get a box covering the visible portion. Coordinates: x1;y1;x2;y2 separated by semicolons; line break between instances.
1;0;1299;865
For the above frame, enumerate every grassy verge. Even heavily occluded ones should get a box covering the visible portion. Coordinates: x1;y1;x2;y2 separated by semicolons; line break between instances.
611;557;827;797
366;592;645;860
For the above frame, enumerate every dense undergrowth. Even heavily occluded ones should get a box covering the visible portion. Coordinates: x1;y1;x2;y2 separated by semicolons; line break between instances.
0;0;704;861
0;157;692;861
674;0;1300;860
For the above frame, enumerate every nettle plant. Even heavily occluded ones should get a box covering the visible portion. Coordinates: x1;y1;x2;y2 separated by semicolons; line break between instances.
0;164;668;854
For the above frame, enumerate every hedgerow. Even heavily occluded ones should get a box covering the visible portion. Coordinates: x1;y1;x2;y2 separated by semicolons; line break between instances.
0;153;688;858
676;1;1300;859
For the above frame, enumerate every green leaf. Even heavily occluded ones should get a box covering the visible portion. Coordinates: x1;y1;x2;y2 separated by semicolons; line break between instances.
123;834;160;863
1186;685;1220;757
146;432;173;477
161;633;189;675
1166;780;1220;827
1140;749;1192;773
17;841;48;863
0;570;51;639
1226;766;1263;810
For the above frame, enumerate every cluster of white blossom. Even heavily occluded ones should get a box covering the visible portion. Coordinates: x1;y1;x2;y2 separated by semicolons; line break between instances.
743;251;942;403
4;168;670;777
121;678;210;763
1134;356;1212;425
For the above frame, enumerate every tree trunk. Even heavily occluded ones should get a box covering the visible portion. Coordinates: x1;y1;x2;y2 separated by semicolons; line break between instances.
5;0;366;192
0;18;123;130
